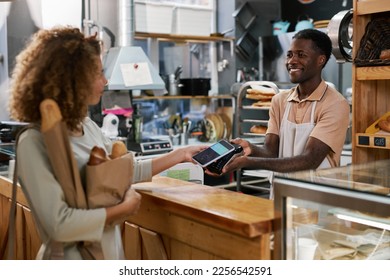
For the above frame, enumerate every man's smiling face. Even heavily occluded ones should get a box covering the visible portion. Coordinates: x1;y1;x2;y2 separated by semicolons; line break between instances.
285;38;324;84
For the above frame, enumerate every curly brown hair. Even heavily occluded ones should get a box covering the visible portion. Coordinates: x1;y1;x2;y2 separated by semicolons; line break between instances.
9;26;102;131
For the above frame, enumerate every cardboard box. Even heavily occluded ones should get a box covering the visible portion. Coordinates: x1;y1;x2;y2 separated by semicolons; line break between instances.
173;6;212;36
135;2;174;34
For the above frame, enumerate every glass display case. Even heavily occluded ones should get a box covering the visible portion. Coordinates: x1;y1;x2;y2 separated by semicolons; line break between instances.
273;160;390;260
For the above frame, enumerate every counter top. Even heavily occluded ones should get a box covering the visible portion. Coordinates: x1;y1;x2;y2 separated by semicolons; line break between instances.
275;159;390;197
133;176;274;238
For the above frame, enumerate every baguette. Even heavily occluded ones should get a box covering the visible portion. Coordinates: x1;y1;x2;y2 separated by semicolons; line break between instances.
40;99;62;132
88;146;109;166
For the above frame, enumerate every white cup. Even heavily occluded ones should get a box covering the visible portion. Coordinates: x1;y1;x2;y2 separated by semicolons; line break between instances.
298;238;318;260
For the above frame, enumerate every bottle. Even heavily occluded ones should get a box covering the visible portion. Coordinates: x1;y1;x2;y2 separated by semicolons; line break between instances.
169;74;178;96
132;104;143;143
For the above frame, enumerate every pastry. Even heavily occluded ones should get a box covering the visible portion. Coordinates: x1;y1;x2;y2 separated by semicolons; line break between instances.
252;100;272;107
246;87;275;101
88;146;109;165
379;49;390;60
250;125;267;134
110;141;128;159
378;117;390;132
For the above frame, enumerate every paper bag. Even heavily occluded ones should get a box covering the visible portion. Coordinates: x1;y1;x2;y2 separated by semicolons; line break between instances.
86;153;134;209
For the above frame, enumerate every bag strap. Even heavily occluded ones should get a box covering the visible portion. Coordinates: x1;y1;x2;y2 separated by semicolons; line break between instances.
7;124;65;260
7;124;36;259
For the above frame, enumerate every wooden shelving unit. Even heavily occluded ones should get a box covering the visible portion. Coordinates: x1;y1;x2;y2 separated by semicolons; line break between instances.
352;0;390;163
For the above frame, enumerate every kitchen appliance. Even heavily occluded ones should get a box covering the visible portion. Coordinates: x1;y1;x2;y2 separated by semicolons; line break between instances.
0;121;29;143
179;78;211;96
127;138;172;156
101;113;119;138
99;0;165;91
327;9;353;63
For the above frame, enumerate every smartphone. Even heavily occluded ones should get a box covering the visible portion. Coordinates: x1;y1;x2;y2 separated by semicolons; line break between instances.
207;144;243;174
192;139;236;168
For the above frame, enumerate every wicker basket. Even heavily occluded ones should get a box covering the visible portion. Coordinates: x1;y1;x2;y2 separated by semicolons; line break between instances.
355;16;390;66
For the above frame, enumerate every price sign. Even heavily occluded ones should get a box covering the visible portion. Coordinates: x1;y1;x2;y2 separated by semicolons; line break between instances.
374;137;386;147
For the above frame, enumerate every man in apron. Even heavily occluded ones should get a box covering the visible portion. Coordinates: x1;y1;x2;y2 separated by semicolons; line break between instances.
220;29;350;198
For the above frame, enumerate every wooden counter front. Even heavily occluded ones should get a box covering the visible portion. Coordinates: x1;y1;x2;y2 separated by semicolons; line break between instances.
125;176;274;260
0;175;274;260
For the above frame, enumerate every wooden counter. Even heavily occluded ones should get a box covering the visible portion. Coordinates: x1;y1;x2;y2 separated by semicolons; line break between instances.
127;176;274;260
0;175;274;260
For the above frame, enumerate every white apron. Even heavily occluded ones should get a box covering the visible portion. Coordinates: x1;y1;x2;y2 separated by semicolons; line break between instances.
269;90;330;198
278;101;330;168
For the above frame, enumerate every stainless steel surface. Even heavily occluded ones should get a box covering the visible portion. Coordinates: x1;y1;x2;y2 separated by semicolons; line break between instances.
118;0;134;47
102;0;165;90
328;9;353;63
103;46;165;90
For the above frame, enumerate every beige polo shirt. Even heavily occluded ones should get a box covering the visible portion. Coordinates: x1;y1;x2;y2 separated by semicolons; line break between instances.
267;80;350;167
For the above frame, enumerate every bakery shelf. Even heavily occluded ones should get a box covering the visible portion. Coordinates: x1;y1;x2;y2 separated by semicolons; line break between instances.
234;81;279;195
356;0;389;15
242;119;269;125
133;94;234;100
356;65;390;80
134;32;235;43
242;105;271;110
352;0;390;164
356;133;390;149
242;132;266;137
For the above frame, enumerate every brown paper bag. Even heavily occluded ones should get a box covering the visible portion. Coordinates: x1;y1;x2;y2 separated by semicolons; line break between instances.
86;153;134;209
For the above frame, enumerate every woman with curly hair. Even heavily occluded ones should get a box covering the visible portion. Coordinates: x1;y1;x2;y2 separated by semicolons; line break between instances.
9;26;206;260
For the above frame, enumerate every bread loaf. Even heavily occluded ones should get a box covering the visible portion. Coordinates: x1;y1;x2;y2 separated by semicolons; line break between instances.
110;141;128;159
88;146;109;166
246;87;275;101
252;100;272;107
378;116;390;132
250;125;267;134
379;49;390;60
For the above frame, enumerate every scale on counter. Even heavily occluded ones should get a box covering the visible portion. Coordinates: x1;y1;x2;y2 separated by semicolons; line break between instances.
127;138;173;156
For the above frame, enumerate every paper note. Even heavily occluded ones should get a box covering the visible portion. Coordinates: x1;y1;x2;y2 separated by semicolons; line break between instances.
120;62;153;87
166;169;190;181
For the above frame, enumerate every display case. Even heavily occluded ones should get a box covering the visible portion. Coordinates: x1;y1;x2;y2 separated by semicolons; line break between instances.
273;159;390;260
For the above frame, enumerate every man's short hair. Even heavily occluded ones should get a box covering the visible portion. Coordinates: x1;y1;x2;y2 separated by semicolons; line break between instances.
293;29;332;64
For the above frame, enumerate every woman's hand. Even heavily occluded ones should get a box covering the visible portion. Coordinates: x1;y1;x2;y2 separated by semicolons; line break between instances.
181;145;209;163
121;188;142;215
152;145;209;175
105;188;141;226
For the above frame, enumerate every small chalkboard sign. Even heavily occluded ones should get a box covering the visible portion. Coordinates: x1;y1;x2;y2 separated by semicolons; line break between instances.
374;137;386;147
358;135;370;146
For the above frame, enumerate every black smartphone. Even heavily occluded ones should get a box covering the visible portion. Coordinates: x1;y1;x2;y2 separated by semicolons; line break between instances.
206;144;243;174
192;139;236;167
